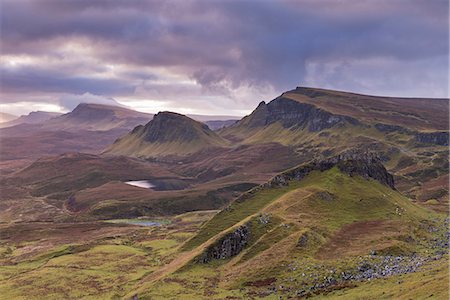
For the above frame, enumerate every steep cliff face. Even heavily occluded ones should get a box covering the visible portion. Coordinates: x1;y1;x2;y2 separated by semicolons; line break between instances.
139;112;213;143
236;152;395;203
269;152;395;189
198;225;250;263
235;97;359;132
415;131;449;146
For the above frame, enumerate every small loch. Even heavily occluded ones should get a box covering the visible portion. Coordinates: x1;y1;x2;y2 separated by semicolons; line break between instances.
106;219;168;227
124;180;155;189
124;179;191;191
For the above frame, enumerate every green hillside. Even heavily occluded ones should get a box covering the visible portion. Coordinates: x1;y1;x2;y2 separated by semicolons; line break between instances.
130;158;447;299
105;111;230;158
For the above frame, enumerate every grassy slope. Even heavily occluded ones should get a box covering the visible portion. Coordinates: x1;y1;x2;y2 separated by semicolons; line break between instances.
0;211;217;300
1;169;445;299
315;259;448;300
184;167;431;251
222;115;448;210
135;168;444;299
105;113;230;158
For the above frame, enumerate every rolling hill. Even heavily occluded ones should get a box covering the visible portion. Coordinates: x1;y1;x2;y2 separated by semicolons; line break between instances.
0;112;17;124
0;111;61;128
104;111;230;158
42;103;153;131
0;104;154;161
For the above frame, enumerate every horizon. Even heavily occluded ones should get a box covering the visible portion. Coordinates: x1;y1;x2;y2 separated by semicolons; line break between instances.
1;0;449;116
3;84;450;118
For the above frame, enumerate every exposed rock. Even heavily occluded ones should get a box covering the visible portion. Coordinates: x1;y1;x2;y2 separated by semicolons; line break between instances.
415;131;449;146
269;151;395;189
317;191;335;201
297;233;309;247
335;154;395;189
259;213;271;224
236;151;395;203
141;112;211;143
106;111;229;157
374;123;411;134
239;97;359;132
198;225;250;263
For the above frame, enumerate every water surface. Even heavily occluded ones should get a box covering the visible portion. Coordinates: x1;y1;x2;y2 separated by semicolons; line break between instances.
124;180;155;189
106;219;166;227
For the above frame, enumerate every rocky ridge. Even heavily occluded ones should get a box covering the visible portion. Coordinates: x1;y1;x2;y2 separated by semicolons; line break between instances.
196;152;395;263
235;97;359;132
236;152;395;203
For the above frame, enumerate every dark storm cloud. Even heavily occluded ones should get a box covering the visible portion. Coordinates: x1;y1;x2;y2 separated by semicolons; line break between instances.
1;65;135;95
0;0;448;114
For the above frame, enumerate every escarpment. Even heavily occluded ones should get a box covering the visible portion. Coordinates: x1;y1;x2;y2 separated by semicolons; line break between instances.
269;152;395;189
415;131;449;146
237;152;395;202
234;97;359;132
198;225;250;263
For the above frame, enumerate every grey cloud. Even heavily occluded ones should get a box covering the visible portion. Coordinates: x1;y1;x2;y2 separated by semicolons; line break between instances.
59;93;125;111
1;65;136;95
0;0;448;114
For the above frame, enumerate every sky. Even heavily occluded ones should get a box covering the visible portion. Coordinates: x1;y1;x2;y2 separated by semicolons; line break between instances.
1;0;449;116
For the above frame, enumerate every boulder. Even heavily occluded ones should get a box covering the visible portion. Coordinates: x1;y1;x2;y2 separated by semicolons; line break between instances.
198;225;250;263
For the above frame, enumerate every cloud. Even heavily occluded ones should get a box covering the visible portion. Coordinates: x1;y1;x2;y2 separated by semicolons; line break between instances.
58;93;125;111
0;0;448;116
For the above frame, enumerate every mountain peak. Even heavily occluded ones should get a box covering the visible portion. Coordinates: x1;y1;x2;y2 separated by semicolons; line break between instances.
141;111;211;143
105;111;229;157
229;96;358;133
41;103;153;131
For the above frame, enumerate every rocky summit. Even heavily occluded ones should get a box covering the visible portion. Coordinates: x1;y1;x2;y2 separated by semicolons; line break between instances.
104;111;229;157
137;112;217;143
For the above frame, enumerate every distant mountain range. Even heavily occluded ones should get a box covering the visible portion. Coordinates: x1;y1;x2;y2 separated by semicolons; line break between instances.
1;87;448;222
0;111;62;128
0;112;18;124
0;103;240;161
105;87;448;162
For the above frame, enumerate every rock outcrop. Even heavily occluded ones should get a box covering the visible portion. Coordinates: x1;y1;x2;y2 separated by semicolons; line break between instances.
374;123;411;134
237;97;359;132
236;151;395;203
140;112;214;143
415;131;449;146
198;225;250;263
270;151;394;189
